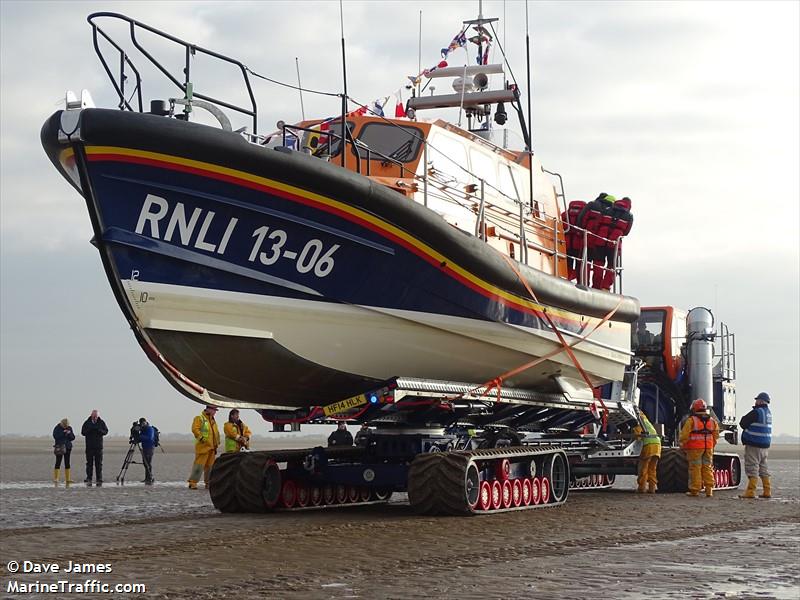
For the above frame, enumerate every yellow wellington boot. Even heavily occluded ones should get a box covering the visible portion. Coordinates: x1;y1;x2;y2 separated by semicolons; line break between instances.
685;491;699;497
705;486;713;497
188;481;198;490
64;468;73;484
647;483;657;494
740;477;757;499
53;468;60;484
759;476;771;499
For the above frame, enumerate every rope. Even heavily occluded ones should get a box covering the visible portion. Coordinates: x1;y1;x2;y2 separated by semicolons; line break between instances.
245;66;341;98
462;254;624;430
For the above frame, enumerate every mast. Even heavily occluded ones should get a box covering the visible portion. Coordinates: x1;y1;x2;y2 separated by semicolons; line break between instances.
525;0;534;209
417;10;422;98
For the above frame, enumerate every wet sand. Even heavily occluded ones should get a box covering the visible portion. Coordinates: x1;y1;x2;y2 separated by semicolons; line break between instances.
1;439;798;599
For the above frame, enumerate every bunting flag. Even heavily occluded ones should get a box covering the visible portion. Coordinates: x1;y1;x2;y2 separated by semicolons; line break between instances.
407;24;469;86
395;89;406;118
346;105;368;117
469;25;493;65
371;95;390;117
441;26;468;59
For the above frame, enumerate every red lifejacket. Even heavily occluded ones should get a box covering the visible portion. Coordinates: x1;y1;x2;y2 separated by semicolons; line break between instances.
605;199;634;247
577;199;612;248
561;200;587;250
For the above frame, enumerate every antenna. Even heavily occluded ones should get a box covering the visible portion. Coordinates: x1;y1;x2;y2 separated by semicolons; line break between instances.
417;10;422;98
295;57;305;121
525;0;533;150
525;0;534;209
339;0;348;166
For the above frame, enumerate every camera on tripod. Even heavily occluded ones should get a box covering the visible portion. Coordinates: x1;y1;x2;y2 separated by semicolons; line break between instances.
129;421;143;444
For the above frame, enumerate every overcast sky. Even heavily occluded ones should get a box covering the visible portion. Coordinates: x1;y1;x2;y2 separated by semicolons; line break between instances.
1;1;798;437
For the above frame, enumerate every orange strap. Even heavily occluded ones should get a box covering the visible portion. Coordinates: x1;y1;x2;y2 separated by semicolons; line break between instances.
468;255;624;430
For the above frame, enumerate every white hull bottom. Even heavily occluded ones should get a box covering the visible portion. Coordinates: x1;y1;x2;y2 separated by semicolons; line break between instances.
125;280;631;400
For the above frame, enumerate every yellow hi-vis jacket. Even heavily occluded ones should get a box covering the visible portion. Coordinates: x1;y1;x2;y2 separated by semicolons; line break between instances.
632;413;662;457
192;412;220;452
224;420;252;452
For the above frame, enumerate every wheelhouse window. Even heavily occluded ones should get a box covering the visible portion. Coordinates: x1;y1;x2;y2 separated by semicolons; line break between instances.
632;310;665;354
353;123;424;163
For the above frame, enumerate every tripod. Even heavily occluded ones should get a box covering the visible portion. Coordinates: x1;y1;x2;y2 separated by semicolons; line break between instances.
116;441;143;484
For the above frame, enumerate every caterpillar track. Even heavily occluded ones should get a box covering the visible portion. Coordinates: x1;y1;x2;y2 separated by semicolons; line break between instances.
209;447;394;513
408;446;570;515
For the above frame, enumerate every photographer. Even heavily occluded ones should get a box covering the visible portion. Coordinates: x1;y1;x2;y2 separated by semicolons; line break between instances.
136;418;156;484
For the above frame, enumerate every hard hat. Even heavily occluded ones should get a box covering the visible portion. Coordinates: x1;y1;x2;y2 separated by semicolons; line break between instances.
205;405;218;411
691;398;707;412
754;392;771;403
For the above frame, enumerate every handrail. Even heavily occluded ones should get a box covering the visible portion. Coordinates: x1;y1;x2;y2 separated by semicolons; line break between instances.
87;12;259;133
90;23;143;112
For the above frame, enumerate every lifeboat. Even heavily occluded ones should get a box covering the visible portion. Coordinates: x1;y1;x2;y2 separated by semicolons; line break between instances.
40;12;639;411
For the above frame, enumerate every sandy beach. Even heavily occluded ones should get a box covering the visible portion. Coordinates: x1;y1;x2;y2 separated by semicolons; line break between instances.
0;437;798;599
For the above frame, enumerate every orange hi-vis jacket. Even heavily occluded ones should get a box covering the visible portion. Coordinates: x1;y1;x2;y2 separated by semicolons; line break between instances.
680;414;719;450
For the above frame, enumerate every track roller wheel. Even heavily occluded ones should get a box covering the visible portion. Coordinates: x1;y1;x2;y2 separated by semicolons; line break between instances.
501;479;513;508
521;478;532;506
347;485;359;503
496;459;511;481
359;487;371;502
491;480;503;510
296;484;310;508
546;452;570;503
310;486;323;506
374;488;392;501
723;470;730;487
605;474;616;486
531;477;542;505
512;479;523;507
541;477;551;504
335;484;348;504
208;451;243;513
323;484;335;505
479;481;492;511
281;479;298;508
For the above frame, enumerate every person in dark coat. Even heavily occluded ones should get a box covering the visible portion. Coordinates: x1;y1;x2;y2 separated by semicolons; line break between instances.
138;417;156;485
81;409;108;485
354;423;371;447
327;422;354;447
52;418;76;484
